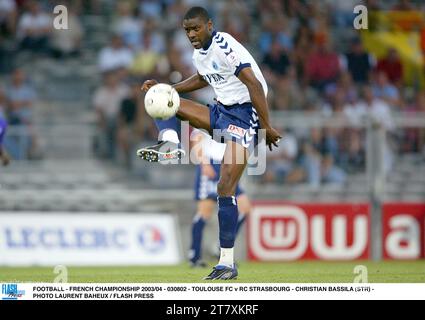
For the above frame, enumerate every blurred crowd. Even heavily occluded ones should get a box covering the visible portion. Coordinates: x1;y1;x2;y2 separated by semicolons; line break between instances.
0;0;424;186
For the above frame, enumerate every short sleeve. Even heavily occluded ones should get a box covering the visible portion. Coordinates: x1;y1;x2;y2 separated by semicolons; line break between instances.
214;32;251;76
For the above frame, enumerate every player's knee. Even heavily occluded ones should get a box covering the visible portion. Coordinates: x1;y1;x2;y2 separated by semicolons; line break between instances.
217;177;236;197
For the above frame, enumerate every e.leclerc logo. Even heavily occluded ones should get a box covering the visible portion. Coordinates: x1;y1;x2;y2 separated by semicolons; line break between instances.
1;284;25;300
138;226;165;253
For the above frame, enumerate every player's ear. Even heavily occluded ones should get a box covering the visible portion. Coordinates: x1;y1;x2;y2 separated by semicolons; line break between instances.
207;19;213;32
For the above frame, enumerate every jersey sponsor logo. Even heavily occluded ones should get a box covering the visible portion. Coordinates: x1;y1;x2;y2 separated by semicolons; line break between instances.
212;61;218;70
227;124;246;138
203;73;226;84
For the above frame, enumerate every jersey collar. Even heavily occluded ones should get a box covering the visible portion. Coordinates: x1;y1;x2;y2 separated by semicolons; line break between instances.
200;30;217;53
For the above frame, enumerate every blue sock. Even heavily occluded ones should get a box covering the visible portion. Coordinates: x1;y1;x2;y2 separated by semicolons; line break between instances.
189;215;206;263
154;116;178;138
235;213;247;236
217;196;238;248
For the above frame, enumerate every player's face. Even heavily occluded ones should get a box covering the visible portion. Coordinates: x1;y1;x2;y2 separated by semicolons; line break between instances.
183;17;212;50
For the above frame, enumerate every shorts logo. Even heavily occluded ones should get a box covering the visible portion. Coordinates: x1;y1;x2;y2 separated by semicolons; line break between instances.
227;125;246;138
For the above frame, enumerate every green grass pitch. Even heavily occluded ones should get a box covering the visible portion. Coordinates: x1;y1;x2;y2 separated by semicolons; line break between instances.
1;261;424;283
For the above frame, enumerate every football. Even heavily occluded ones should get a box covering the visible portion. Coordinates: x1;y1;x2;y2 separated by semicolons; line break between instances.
144;83;180;120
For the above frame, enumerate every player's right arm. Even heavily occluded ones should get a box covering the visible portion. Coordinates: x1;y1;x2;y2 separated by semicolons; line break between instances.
141;73;208;93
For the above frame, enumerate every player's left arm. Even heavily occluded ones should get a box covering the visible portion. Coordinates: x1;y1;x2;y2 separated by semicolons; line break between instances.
237;67;282;150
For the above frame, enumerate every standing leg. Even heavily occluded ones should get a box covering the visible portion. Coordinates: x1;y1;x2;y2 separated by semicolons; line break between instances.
216;141;248;266
204;141;248;280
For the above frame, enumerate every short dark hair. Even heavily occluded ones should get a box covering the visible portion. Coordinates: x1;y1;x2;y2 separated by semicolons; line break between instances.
183;6;210;23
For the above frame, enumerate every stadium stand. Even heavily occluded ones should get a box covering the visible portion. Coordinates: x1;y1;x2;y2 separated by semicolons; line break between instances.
0;0;424;215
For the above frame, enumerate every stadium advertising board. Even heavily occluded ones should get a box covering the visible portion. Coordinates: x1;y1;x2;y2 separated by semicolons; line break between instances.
0;213;181;266
248;202;370;261
383;203;425;260
248;202;425;261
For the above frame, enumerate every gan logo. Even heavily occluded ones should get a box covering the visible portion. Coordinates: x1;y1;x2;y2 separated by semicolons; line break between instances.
227;125;246;138
212;61;218;70
138;226;165;253
1;284;25;300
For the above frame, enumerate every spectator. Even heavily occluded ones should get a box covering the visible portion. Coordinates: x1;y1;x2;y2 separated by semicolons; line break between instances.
327;0;357;27
262;38;291;78
5;69;38;159
376;48;403;86
299;128;346;187
263;129;300;184
259;14;293;55
403;90;425;152
341;37;374;85
305;40;340;91
6;69;36;126
392;0;414;11
219;0;252;43
117;81;145;168
271;67;308;111
130;24;167;77
17;0;51;53
324;71;358;105
163;0;188;33
138;0;162;19
112;1;143;50
93;71;129;159
346;86;395;172
0;0;17;37
372;71;401;108
292;24;314;81
98;34;134;73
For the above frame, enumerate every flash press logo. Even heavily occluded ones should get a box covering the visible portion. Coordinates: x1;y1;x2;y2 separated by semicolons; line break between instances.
1;284;25;300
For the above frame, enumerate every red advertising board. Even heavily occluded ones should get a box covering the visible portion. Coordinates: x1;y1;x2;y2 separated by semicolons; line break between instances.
248;202;370;261
248;202;425;261
383;203;425;259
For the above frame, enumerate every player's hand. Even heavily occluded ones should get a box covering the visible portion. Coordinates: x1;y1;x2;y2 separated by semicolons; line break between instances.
264;126;282;151
201;164;216;179
141;79;158;93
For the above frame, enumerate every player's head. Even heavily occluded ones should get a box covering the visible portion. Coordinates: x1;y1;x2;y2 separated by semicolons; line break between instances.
182;7;213;50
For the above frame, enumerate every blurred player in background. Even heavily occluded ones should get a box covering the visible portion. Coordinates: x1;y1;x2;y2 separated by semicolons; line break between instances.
138;7;280;280
0;116;10;166
189;129;251;267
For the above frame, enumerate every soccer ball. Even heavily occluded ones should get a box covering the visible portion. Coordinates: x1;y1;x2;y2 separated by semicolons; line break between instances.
144;83;180;120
